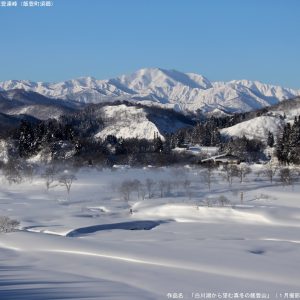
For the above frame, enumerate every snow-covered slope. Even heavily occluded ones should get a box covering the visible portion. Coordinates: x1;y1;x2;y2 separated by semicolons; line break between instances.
220;116;285;142
266;97;300;123
5;104;73;120
95;105;163;140
0;89;78;121
94;104;192;140
229;80;298;102
1;68;299;114
220;96;300;142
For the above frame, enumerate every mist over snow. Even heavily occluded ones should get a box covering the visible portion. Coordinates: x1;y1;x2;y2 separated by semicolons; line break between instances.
1;166;300;299
1;1;300;298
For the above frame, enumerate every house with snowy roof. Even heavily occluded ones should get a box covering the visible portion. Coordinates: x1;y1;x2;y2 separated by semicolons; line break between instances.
200;153;241;165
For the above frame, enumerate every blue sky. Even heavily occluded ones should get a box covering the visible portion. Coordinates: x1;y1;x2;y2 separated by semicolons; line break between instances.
0;0;299;88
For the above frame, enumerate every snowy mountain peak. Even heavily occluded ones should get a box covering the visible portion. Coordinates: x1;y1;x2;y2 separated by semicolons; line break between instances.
66;76;97;86
117;68;211;91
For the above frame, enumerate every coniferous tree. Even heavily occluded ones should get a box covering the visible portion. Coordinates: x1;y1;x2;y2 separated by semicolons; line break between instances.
18;121;36;158
267;131;275;147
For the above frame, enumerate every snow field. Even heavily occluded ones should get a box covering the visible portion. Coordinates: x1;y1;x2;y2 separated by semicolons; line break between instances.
1;166;300;299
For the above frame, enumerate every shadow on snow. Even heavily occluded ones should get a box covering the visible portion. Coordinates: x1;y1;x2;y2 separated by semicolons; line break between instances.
66;220;168;237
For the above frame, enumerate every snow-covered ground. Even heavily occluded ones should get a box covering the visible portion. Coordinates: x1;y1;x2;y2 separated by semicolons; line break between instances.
1;166;300;299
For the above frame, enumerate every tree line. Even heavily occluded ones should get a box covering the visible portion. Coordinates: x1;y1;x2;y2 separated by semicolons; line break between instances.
2;102;299;166
276;116;300;165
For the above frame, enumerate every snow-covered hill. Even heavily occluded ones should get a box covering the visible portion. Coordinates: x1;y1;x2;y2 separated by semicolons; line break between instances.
0;90;79;120
219;96;300;142
266;97;300;123
220;116;285;142
5;104;74;121
1;68;299;114
95;105;163;140
94;104;193;140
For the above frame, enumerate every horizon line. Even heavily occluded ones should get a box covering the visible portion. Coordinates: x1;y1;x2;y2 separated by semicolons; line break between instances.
0;67;299;90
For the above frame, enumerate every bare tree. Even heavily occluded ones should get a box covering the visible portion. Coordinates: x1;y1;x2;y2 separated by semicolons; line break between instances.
200;166;214;191
203;198;211;207
127;154;136;166
158;180;167;198
165;180;173;196
279;167;296;187
237;163;251;183
119;180;135;202
41;164;58;191
140;185;147;201
222;164;239;186
59;172;77;199
145;178;156;198
183;179;192;200
262;162;278;183
2;159;23;185
132;179;142;199
22;162;36;183
218;195;230;206
0;216;19;233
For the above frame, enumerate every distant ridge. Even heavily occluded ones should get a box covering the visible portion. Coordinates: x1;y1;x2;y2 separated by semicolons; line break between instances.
1;68;299;114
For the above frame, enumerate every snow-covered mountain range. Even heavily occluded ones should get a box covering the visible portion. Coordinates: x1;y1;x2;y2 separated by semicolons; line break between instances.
1;68;299;114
